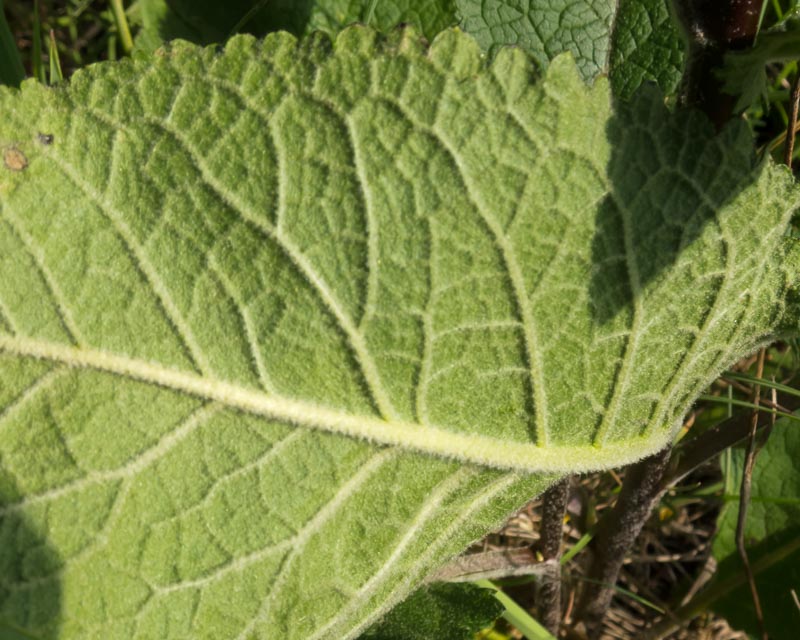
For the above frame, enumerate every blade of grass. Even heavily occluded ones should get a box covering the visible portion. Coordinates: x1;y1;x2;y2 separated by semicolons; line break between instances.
771;0;784;22
697;394;800;420
560;530;593;565
0;0;25;86
475;630;513;640
107;33;119;62
0;618;39;639
364;0;380;26
32;0;44;83
109;0;133;54
724;371;800;398
47;29;62;84
474;580;556;640
575;577;666;614
227;0;270;39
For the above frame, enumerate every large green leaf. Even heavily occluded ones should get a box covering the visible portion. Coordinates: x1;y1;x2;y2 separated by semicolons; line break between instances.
455;0;684;96
711;416;800;639
0;26;797;639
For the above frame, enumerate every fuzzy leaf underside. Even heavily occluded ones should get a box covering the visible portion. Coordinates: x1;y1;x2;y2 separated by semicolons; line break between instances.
0;27;797;640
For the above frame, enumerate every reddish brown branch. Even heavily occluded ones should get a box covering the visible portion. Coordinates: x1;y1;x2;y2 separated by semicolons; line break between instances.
785;69;800;167
671;0;764;127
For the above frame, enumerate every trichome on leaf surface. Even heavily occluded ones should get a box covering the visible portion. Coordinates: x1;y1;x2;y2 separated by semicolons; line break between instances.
1;1;800;639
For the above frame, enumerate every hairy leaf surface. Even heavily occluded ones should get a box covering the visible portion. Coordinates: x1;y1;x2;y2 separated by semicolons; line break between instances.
0;27;797;639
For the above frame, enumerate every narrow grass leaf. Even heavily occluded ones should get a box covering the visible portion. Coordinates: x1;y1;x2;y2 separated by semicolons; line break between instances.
723;371;800;398
47;29;62;83
575;577;665;614
110;0;134;54
561;531;593;565
474;581;556;640
697;394;800;421
0;0;24;86
32;0;44;83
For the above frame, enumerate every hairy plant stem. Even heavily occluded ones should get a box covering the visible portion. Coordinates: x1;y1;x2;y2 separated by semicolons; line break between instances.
575;448;672;638
786;69;800;167
536;477;570;634
671;0;764;127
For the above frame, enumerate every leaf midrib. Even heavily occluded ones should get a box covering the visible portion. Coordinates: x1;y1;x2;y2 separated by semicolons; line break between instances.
52;97;400;422
0;334;672;472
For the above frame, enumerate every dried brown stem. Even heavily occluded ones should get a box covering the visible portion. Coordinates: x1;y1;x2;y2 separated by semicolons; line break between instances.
427;547;550;583
784;69;800;167
735;349;768;640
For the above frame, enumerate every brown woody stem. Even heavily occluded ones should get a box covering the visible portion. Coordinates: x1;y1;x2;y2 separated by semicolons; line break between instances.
575;448;672;637
536;477;570;634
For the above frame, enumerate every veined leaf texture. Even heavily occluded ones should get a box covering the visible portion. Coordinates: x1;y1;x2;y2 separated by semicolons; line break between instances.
0;27;797;639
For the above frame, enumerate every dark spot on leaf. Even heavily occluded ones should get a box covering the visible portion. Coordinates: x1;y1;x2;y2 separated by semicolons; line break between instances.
3;147;28;172
37;133;54;145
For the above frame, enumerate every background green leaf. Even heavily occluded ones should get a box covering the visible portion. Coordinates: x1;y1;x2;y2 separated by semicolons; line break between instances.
138;0;684;99
711;415;800;640
0;620;40;640
608;0;684;98
137;0;457;50
0;0;24;87
0;26;798;639
358;582;503;639
454;0;684;96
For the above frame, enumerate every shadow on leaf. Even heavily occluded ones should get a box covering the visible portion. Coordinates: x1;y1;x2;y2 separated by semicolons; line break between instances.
148;0;317;46
0;472;61;639
591;87;763;324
